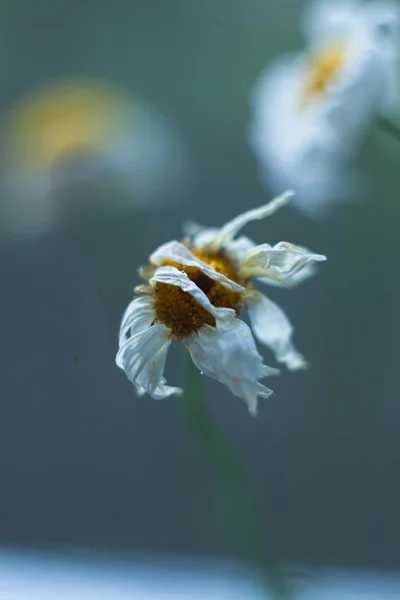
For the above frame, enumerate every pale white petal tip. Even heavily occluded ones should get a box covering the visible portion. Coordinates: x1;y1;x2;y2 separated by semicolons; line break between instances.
248;383;275;417
280;189;295;202
287;353;309;371
262;365;281;377
259;189;294;217
135;378;184;399
248;404;258;418
257;189;295;216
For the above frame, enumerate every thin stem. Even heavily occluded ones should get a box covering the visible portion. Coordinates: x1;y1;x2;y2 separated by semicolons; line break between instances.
183;359;292;598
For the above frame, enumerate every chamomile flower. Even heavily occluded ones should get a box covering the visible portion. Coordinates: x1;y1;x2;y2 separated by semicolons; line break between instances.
116;191;326;416
249;0;400;217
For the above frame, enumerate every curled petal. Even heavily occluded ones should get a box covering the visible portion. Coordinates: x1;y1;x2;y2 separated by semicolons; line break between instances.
117;320;180;398
258;263;320;289
203;191;293;251
184;316;276;416
151;265;237;321
150;241;246;293
240;241;326;284
118;295;155;346
135;343;183;399
246;290;308;370
117;321;169;380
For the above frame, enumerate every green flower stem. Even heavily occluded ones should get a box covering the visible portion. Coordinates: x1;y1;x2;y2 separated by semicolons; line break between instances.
378;117;400;143
183;359;291;598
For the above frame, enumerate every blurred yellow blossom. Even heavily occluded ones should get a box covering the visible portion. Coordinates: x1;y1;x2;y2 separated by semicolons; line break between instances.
5;81;123;170
1;79;192;240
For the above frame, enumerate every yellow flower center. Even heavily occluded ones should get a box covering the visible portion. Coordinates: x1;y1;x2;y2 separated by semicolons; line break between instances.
154;249;244;338
302;43;347;105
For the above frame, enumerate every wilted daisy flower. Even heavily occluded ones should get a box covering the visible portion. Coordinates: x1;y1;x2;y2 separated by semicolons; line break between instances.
116;191;326;416
1;79;191;240
249;0;400;217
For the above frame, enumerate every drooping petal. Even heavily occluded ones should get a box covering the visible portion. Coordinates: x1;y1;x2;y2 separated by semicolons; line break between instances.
240;241;326;284
135;376;183;399
118;295;155;345
246;290;308;370
150;241;246;293
151;265;237;321
184;317;278;416
117;320;179;398
134;343;183;399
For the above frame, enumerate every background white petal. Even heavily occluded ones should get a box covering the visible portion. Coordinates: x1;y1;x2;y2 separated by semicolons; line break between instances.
184;317;274;416
302;0;363;43
249;55;349;217
246;290;308;371
322;48;391;151
302;0;400;48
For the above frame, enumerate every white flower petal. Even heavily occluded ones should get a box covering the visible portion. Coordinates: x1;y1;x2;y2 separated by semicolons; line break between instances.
135;376;183;399
322;47;391;149
151;265;236;321
150;240;246;293
219;236;256;263
184;317;275;416
302;0;400;47
118;295;155;345
246;290;308;371
249;0;400;217
185;220;257;265
117;321;179;398
302;0;362;43
134;344;183;399
258;263;320;289
240;241;326;284
183;220;218;242
205;191;293;251
249;55;349;217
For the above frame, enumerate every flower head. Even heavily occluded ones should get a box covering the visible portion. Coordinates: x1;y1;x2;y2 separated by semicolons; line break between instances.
116;192;326;416
249;0;400;217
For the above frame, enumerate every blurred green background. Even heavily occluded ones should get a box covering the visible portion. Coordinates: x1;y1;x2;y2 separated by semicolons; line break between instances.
1;0;400;573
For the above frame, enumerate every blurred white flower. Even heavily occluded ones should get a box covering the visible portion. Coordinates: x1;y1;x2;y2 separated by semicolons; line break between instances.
1;79;192;240
249;0;400;218
116;191;326;416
